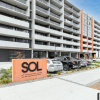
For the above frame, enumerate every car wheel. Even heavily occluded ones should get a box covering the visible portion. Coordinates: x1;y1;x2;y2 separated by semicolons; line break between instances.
63;64;70;71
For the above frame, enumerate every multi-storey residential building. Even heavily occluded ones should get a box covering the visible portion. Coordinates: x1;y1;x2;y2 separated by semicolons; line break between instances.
0;0;100;62
80;10;94;59
0;0;31;62
32;0;81;59
93;20;100;58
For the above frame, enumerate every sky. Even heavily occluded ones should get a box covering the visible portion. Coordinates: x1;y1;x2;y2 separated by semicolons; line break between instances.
67;0;100;21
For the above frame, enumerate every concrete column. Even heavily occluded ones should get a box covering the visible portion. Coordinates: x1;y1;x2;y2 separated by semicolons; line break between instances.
59;52;61;56
31;50;33;58
31;0;36;58
69;52;71;57
46;51;48;58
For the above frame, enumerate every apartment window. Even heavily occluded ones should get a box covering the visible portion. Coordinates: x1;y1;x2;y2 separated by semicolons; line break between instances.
33;51;46;58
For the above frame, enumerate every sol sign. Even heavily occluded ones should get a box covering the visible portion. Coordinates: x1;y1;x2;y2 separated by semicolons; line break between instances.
12;59;47;82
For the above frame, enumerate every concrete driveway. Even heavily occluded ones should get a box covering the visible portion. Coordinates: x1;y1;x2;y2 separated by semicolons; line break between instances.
0;68;100;100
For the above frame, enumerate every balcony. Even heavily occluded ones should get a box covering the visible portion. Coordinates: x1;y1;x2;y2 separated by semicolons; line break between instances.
36;6;49;15
0;40;29;49
37;0;49;5
0;1;28;19
0;14;29;29
50;20;61;26
50;4;61;12
36;15;49;23
64;12;73;18
64;26;73;31
0;27;29;38
88;45;92;48
16;0;26;4
73;29;80;34
2;0;27;9
64;19;73;25
73;10;80;16
50;12;61;19
64;4;73;12
83;44;87;47
88;40;92;43
34;44;55;50
63;40;80;46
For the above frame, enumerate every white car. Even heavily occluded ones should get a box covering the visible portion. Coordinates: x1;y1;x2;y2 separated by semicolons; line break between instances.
47;59;63;72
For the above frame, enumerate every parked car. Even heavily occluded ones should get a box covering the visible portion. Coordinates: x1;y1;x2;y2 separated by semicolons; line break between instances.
65;57;81;68
54;56;74;71
93;57;100;62
77;59;88;67
87;60;91;66
47;59;63;72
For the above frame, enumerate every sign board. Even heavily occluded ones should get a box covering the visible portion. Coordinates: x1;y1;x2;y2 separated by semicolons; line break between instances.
12;59;47;82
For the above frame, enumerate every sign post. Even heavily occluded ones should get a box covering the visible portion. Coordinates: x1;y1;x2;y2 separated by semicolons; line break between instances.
12;59;47;82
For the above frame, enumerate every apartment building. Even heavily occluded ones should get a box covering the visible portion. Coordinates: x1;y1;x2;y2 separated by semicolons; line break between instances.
80;10;93;59
0;0;100;62
0;0;31;62
93;20;100;58
31;0;81;59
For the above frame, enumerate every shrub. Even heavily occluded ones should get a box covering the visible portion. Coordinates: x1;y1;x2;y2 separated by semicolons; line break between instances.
0;74;8;80
71;70;74;73
77;69;80;71
48;74;52;77
85;67;88;70
66;71;69;74
57;71;61;75
81;67;84;70
0;69;9;74
0;78;11;84
8;67;12;73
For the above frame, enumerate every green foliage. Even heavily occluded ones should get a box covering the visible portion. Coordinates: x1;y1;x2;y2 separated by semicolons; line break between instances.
71;70;74;73
57;71;61;75
81;67;84;70
48;73;52;77
8;67;12;73
66;71;69;74
0;69;9;74
77;69;80;71
0;78;11;84
0;74;8;80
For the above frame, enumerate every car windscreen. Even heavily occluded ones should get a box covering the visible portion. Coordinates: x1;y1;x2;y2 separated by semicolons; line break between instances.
52;61;62;64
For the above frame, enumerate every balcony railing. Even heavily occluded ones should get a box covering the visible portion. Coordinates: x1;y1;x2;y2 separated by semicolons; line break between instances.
73;10;80;15
36;15;49;22
64;19;73;25
64;4;73;12
50;12;60;19
55;0;61;4
50;20;60;26
16;0;26;4
36;6;49;14
64;26;73;31
38;0;49;5
0;2;26;14
64;12;73;18
50;4;61;12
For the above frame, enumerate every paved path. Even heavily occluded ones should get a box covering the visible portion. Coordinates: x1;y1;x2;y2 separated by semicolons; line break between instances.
59;68;100;86
0;68;100;100
0;78;99;100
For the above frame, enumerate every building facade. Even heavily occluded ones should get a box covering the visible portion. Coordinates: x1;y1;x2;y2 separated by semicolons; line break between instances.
0;0;99;62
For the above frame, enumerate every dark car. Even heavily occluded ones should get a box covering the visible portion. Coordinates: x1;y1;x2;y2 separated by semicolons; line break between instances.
65;57;81;68
54;56;73;71
77;59;88;67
